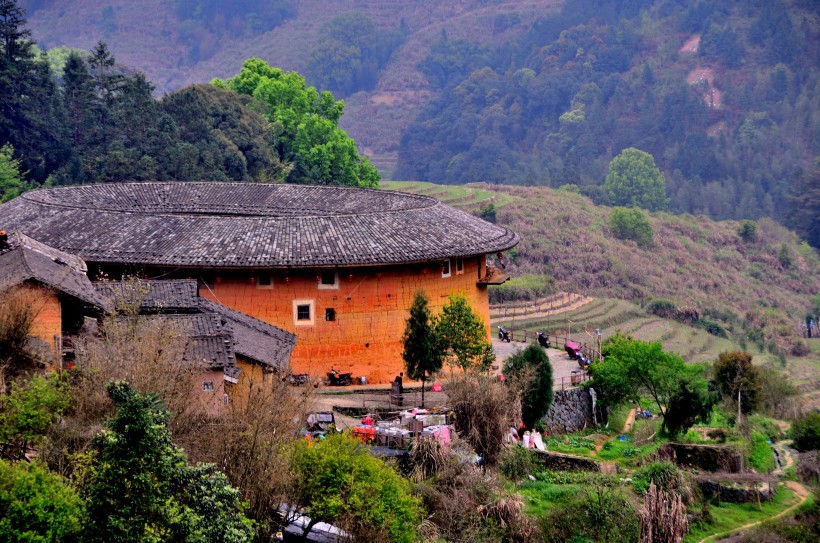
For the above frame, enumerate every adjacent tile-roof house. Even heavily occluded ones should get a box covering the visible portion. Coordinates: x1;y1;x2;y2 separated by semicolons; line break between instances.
1;182;519;383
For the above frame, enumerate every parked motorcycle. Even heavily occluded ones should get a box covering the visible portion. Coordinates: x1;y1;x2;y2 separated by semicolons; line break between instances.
497;326;512;342
535;331;551;348
577;353;591;370
327;369;353;386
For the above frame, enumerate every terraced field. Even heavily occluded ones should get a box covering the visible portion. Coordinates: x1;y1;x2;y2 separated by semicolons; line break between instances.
380;180;511;211
493;297;746;364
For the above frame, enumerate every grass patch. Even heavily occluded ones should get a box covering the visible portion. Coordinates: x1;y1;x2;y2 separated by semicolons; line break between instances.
606;404;632;433
684;485;797;543
544;435;597;456
747;432;776;473
517;481;583;516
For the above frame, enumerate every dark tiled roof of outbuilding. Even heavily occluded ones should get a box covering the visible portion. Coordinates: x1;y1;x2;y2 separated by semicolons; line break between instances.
0;232;112;310
0;182;519;268
112;313;236;370
96;279;200;312
199;297;296;371
96;279;296;371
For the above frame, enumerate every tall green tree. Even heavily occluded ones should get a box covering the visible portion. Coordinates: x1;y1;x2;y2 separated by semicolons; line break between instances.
0;142;28;202
401;291;442;407
434;293;494;372
604;148;668;211
503;344;554;429
214;58;379;187
591;332;706;434
786;156;820;249
80;381;255;543
714;351;761;418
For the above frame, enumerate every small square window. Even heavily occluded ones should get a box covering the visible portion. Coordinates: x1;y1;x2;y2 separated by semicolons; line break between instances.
293;299;315;326
455;257;464;274
202;381;214;392
325;308;336;321
257;274;273;289
297;305;311;321
441;259;451;278
319;270;339;289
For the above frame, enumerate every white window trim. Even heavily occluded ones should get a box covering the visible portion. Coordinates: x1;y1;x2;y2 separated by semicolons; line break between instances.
293;299;315;326
318;270;339;290
256;273;274;289
441;259;451;278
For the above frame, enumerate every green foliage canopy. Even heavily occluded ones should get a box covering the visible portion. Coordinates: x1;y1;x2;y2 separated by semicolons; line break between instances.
591;332;708;435
503;344;554;429
288;432;422;543
790;410;820;452
215;58;379;187
713;351;761;416
0;374;71;460
0;459;84;542
401;291;442;407
80;381;255;543
608;206;654;247
434;293;494;372
604;148;668;211
0;143;29;202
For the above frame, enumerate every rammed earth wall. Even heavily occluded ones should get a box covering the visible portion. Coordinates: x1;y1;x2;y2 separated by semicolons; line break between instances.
543;388;596;434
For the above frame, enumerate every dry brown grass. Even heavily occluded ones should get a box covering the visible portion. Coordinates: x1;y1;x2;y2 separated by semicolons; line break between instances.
0;287;49;392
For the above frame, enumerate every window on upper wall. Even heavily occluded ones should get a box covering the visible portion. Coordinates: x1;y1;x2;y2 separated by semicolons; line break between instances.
257;273;273;289
202;381;215;392
319;270;339;289
294;299;315;325
325;308;336;321
441;259;451;278
455;257;464;275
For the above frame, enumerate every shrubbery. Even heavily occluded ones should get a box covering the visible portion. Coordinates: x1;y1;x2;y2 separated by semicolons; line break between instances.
608;206;654;247
791;411;820;452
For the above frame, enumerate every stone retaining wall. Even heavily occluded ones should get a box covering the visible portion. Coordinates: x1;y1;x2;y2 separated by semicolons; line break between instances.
543;388;596;434
659;443;743;472
699;481;775;503
535;450;601;472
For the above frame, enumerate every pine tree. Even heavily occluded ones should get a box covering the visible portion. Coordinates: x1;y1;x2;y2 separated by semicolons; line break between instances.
402;291;442;407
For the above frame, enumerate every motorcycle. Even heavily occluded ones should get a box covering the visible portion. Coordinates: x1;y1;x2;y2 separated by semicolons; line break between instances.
497;326;512;342
577;353;591;370
536;331;551;348
327;369;353;386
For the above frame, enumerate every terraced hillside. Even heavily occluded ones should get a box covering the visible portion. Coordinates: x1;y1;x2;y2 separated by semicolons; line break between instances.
381;181;820;404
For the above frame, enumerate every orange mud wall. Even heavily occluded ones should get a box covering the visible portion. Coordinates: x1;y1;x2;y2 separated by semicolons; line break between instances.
200;257;490;384
21;285;61;367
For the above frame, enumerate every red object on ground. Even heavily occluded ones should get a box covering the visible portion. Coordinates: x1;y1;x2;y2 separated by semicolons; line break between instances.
361;416;374;426
431;382;442;392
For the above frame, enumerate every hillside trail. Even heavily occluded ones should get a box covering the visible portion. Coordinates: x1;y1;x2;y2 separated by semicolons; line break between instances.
697;441;809;543
621;409;637;434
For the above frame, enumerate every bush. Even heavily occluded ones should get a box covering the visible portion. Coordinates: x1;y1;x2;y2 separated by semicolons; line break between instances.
608;207;654;247
499;445;541;481
503;344;553;429
791;411;820;452
737;220;757;243
540;483;640;543
697;318;727;338
646;299;678;319
289;433;423;543
0;460;84;542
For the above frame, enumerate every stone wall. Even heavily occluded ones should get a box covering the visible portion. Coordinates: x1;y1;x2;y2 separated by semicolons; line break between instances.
699;481;775;503
543;388;596;434
659;443;744;473
535;450;601;472
197;256;490;383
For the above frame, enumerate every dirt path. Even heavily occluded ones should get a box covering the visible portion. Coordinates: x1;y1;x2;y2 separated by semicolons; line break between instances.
621;409;636;434
697;481;810;543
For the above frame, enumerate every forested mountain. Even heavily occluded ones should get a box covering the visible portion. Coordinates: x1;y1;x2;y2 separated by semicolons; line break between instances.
397;1;819;225
7;0;820;246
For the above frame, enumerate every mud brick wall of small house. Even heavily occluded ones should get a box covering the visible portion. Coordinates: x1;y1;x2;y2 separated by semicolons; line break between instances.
200;257;490;384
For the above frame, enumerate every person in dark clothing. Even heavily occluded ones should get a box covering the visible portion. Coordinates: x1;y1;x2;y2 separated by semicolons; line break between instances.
393;372;404;394
0;230;9;253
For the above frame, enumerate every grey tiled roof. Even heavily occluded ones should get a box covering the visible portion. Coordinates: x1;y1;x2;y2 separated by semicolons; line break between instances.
112;313;236;370
96;279;296;371
199;298;296;371
0;232;112;310
0;182;519;267
96;279;200;312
